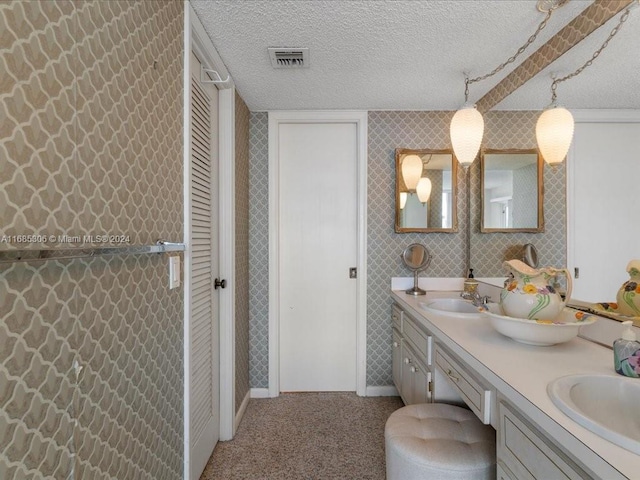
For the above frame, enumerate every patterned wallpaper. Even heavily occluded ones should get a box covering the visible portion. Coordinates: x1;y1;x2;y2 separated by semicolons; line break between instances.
428;170;443;228
1;0;184;477
248;112;269;389
235;92;250;411
247;110;566;388
367;111;469;385
470;112;566;278
512;163;537;229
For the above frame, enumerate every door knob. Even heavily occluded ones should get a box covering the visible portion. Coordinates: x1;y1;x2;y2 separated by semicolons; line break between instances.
214;278;227;289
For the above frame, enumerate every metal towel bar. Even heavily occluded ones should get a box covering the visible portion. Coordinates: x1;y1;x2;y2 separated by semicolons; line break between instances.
0;240;185;266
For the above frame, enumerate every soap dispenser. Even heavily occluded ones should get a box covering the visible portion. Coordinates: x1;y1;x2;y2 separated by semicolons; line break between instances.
463;269;478;295
613;321;640;378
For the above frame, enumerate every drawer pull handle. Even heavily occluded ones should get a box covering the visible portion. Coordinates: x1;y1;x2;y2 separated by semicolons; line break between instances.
410;366;417;373
446;369;459;382
404;357;411;365
393;341;398;348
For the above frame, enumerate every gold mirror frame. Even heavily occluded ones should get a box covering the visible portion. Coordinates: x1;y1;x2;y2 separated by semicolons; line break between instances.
480;148;544;233
395;148;458;233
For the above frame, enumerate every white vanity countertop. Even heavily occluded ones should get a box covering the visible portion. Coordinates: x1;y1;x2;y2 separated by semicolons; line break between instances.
392;290;638;480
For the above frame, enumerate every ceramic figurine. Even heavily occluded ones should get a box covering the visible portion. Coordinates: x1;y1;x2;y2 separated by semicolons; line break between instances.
616;260;640;317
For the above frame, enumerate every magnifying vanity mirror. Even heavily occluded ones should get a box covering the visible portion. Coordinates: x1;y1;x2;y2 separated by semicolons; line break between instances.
522;243;539;268
401;243;432;296
481;149;544;233
395;148;458;233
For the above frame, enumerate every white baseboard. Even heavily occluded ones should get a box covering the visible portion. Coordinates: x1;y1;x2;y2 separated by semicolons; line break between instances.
234;389;251;434
250;387;270;398
251;386;398;397
365;385;399;397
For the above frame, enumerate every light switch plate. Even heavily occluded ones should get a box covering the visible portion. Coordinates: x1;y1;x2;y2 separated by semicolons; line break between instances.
169;256;180;289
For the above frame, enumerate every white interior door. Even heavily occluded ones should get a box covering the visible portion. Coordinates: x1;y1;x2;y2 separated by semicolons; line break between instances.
279;122;358;392
188;50;220;479
569;121;640;302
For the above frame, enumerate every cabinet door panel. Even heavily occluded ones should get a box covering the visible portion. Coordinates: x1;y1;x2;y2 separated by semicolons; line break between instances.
392;328;402;392
498;401;589;480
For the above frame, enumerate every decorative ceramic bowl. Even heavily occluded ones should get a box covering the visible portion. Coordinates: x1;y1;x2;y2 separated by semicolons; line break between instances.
482;303;597;346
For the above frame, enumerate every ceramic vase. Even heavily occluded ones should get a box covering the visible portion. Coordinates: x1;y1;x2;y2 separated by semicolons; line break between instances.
500;259;572;320
616;260;640;317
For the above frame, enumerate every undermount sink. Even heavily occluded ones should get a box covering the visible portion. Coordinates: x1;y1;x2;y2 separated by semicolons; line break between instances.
419;298;480;316
548;374;640;455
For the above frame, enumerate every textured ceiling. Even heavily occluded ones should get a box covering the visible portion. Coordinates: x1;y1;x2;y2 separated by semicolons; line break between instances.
191;0;640;111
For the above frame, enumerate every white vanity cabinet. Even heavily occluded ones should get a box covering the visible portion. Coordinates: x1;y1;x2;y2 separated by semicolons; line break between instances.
392;303;467;407
391;304;432;405
400;341;431;404
390;291;630;480
434;342;492;425
497;396;590;480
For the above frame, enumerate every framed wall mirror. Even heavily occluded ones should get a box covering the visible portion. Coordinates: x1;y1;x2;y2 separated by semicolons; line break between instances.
395;148;458;233
481;149;544;233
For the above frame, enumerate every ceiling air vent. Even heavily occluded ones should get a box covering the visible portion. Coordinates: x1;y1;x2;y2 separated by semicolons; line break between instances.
268;47;309;69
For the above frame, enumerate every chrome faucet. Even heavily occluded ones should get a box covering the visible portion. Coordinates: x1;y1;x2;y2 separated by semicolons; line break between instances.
460;290;491;307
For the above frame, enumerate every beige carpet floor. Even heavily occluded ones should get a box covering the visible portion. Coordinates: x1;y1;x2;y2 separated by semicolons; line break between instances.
200;392;404;480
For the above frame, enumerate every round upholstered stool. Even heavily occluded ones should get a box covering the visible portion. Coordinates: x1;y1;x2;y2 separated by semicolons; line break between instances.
385;403;496;480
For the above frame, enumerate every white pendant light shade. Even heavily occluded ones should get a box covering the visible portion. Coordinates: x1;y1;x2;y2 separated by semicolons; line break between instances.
416;177;432;203
536;105;575;166
399;192;408;209
450;104;484;167
401;154;423;190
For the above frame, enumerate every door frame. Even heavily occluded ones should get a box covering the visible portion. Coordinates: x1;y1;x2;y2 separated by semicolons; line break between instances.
184;4;236;479
268;111;368;397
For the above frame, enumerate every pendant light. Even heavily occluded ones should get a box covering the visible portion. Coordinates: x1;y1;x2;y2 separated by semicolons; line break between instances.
536;6;632;166
416;177;433;203
536;104;574;166
450;87;484;169
401;154;423;190
451;4;559;167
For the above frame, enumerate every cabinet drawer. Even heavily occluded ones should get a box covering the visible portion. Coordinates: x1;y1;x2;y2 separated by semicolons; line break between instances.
498;401;589;480
391;304;402;331
402;313;431;365
435;346;491;424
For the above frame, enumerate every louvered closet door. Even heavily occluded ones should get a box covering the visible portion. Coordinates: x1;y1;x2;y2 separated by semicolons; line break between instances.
189;51;220;480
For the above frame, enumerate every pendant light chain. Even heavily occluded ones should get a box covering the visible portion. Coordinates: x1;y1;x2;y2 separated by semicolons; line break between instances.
465;6;555;93
550;6;631;102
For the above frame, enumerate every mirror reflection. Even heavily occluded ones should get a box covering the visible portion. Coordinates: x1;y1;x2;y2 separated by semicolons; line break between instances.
395;149;458;233
481;149;544;233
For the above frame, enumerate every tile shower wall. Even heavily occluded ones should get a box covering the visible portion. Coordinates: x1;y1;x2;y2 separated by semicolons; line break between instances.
247;110;566;388
1;1;184;478
235;92;250;411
